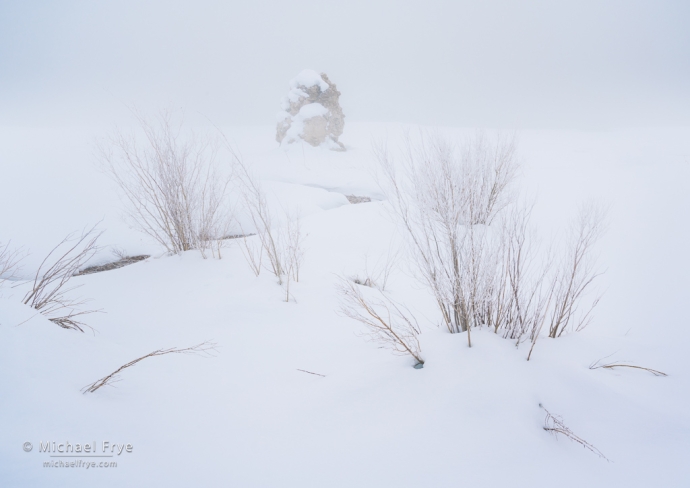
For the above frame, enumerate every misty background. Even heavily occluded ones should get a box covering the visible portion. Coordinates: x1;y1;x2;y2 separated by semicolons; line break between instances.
1;0;689;129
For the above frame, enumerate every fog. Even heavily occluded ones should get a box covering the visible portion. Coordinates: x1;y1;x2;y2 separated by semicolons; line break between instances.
1;0;688;128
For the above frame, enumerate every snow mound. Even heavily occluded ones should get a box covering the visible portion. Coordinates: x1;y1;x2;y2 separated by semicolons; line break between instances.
288;69;329;92
277;70;345;151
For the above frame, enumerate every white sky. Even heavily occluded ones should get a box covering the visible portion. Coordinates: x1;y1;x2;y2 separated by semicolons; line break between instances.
1;0;688;128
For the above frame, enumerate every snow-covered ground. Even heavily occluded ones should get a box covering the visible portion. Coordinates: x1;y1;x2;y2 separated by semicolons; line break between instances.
1;123;689;487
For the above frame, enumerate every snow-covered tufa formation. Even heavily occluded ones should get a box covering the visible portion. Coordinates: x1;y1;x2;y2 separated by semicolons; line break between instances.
276;69;345;151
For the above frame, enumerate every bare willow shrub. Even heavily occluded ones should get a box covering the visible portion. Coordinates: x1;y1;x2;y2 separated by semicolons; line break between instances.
375;132;606;353
375;132;519;346
98;110;232;257
337;277;424;365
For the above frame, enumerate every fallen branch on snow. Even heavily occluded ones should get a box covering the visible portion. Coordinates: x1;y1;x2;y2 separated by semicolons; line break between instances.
539;403;609;461
82;341;218;393
589;357;667;377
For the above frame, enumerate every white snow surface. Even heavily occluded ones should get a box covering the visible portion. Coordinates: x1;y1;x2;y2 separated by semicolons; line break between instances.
289;69;329;92
297;102;328;118
1;123;689;487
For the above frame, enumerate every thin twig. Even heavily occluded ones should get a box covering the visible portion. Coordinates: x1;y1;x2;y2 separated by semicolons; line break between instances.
296;369;326;377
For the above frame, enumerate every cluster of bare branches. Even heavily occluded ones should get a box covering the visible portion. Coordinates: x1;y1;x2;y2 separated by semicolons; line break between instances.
375;131;519;346
234;159;305;300
491;202;606;359
98;109;233;258
235;160;281;278
281;210;305;301
82;341;218;393
548;202;607;337
22;226;102;332
337;277;424;365
539;403;609;461
489;203;555;359
375;132;607;354
0;240;25;285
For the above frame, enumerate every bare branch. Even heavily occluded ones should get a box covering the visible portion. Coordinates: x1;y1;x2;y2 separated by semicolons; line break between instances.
82;341;218;393
539;403;609;461
336;276;424;365
589;357;667;377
